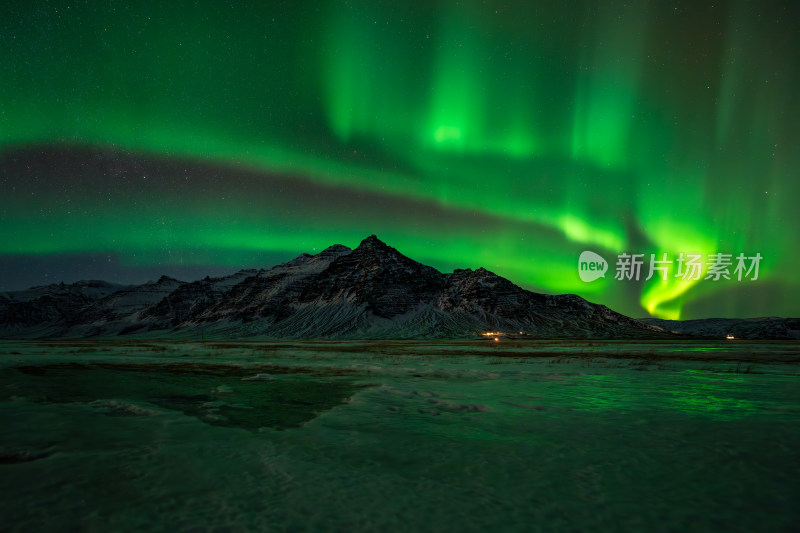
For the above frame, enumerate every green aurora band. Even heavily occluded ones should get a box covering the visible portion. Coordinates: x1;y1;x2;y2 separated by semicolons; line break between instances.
1;0;798;319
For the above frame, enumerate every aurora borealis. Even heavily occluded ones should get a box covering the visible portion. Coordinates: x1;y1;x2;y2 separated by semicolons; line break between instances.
1;0;798;319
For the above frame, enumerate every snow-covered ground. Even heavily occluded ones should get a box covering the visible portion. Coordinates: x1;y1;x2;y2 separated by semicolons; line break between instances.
1;340;799;532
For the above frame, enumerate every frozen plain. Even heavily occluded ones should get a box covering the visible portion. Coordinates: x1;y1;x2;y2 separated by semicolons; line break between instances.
1;339;799;532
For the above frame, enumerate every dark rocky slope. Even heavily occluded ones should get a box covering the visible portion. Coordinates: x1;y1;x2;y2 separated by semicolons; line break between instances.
1;235;670;339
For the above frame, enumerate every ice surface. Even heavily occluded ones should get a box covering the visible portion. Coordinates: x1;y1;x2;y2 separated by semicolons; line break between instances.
1;340;799;532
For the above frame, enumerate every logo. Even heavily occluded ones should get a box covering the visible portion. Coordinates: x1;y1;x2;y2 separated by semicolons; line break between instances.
578;251;608;282
576;251;762;282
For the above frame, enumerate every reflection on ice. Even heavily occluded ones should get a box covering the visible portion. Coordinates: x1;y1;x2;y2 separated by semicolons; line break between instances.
1;340;799;531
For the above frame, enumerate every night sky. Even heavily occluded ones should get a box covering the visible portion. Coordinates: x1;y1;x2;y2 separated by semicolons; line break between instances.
1;0;798;320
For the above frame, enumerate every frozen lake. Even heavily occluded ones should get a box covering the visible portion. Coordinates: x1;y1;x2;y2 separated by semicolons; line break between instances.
1;340;799;532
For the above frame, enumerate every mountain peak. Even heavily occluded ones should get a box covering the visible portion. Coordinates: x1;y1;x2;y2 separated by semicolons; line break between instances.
319;244;351;255
359;234;388;247
355;235;405;257
351;235;413;263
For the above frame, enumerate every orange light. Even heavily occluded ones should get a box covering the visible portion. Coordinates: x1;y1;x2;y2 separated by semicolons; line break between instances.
494;337;499;342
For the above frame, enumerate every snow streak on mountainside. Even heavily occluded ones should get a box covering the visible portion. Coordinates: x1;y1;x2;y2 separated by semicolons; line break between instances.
0;236;666;339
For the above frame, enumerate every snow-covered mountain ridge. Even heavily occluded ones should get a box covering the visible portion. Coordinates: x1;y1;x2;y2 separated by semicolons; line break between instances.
1;235;667;339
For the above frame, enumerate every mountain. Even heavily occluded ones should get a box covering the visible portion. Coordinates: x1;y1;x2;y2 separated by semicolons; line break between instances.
640;317;800;340
0;235;668;339
0;280;129;336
